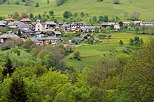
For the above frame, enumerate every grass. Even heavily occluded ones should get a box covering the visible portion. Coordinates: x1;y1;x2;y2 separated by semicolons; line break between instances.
0;0;154;20
65;32;153;70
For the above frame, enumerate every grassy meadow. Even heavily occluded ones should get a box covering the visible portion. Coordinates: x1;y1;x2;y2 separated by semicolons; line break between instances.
0;0;154;20
65;32;152;70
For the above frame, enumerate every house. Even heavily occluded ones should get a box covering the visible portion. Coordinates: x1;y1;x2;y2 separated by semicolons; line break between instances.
58;22;68;28
63;24;71;32
21;29;35;35
82;26;101;33
31;36;63;45
35;20;56;32
114;24;120;31
123;22;131;25
102;22;115;28
140;22;154;26
33;32;45;37
75;34;100;42
18;23;30;30
52;31;62;37
0;21;6;27
0;31;19;43
20;18;32;23
71;22;87;31
5;18;14;22
133;21;142;25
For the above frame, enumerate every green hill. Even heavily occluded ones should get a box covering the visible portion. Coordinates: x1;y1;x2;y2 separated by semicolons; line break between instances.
0;0;154;20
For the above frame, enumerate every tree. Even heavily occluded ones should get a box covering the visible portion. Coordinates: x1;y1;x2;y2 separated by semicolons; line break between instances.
15;1;20;5
8;77;28;102
2;58;14;77
113;0;120;4
21;12;28;18
73;51;81;60
63;11;72;19
35;2;39;7
119;40;123;45
47;0;49;4
12;12;20;19
97;0;103;2
135;26;139;34
56;0;66;6
49;10;54;16
129;38;134;45
92;16;97;23
29;13;33;18
117;39;154;102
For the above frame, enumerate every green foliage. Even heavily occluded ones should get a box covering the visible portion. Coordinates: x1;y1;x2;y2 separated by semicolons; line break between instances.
63;11;72;19
117;39;154;102
56;0;66;6
73;51;81;60
129;36;143;46
7;77;28;102
49;10;54;16
35;2;39;7
119;40;123;45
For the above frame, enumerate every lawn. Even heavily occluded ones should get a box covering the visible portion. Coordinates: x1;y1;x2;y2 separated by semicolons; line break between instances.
65;32;153;70
0;0;154;20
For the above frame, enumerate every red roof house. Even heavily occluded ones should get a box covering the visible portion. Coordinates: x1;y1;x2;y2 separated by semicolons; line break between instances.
20;18;32;22
5;18;14;21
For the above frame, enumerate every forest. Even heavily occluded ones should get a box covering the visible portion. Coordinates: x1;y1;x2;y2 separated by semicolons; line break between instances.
0;36;153;102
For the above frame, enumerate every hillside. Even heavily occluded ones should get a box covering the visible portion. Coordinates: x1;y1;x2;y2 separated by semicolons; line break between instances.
0;0;154;20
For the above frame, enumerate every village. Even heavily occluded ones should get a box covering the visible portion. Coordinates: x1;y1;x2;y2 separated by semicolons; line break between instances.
0;17;154;45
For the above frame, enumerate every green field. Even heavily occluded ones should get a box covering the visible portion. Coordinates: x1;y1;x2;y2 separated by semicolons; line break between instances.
0;0;154;20
65;32;152;70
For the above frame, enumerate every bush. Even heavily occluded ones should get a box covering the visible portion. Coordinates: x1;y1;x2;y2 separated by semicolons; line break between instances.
113;0;120;4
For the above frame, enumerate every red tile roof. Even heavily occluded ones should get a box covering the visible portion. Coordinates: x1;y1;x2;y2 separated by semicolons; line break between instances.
5;18;14;21
20;18;32;22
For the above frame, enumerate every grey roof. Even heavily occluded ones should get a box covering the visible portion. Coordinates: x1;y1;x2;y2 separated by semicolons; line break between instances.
13;21;24;26
24;29;35;33
0;33;19;39
58;22;68;25
41;22;46;25
53;31;62;35
94;38;100;41
18;23;29;28
82;26;100;32
142;22;154;24
71;22;87;26
75;37;84;41
21;35;32;38
82;34;90;37
63;24;71;27
32;36;63;41
102;22;115;26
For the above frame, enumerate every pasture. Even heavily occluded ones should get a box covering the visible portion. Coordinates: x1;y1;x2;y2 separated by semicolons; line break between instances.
65;32;152;70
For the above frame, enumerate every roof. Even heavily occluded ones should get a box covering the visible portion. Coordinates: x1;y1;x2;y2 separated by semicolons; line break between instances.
46;21;56;25
102;22;115;26
24;29;35;33
82;34;90;37
21;35;32;38
53;31;62;35
82;26;100;32
63;24;71;27
94;38;100;41
71;22;87;26
20;18;32;22
58;22;68;25
18;24;29;28
32;36;63;41
5;18;14;21
75;37;84;41
0;33;19;39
